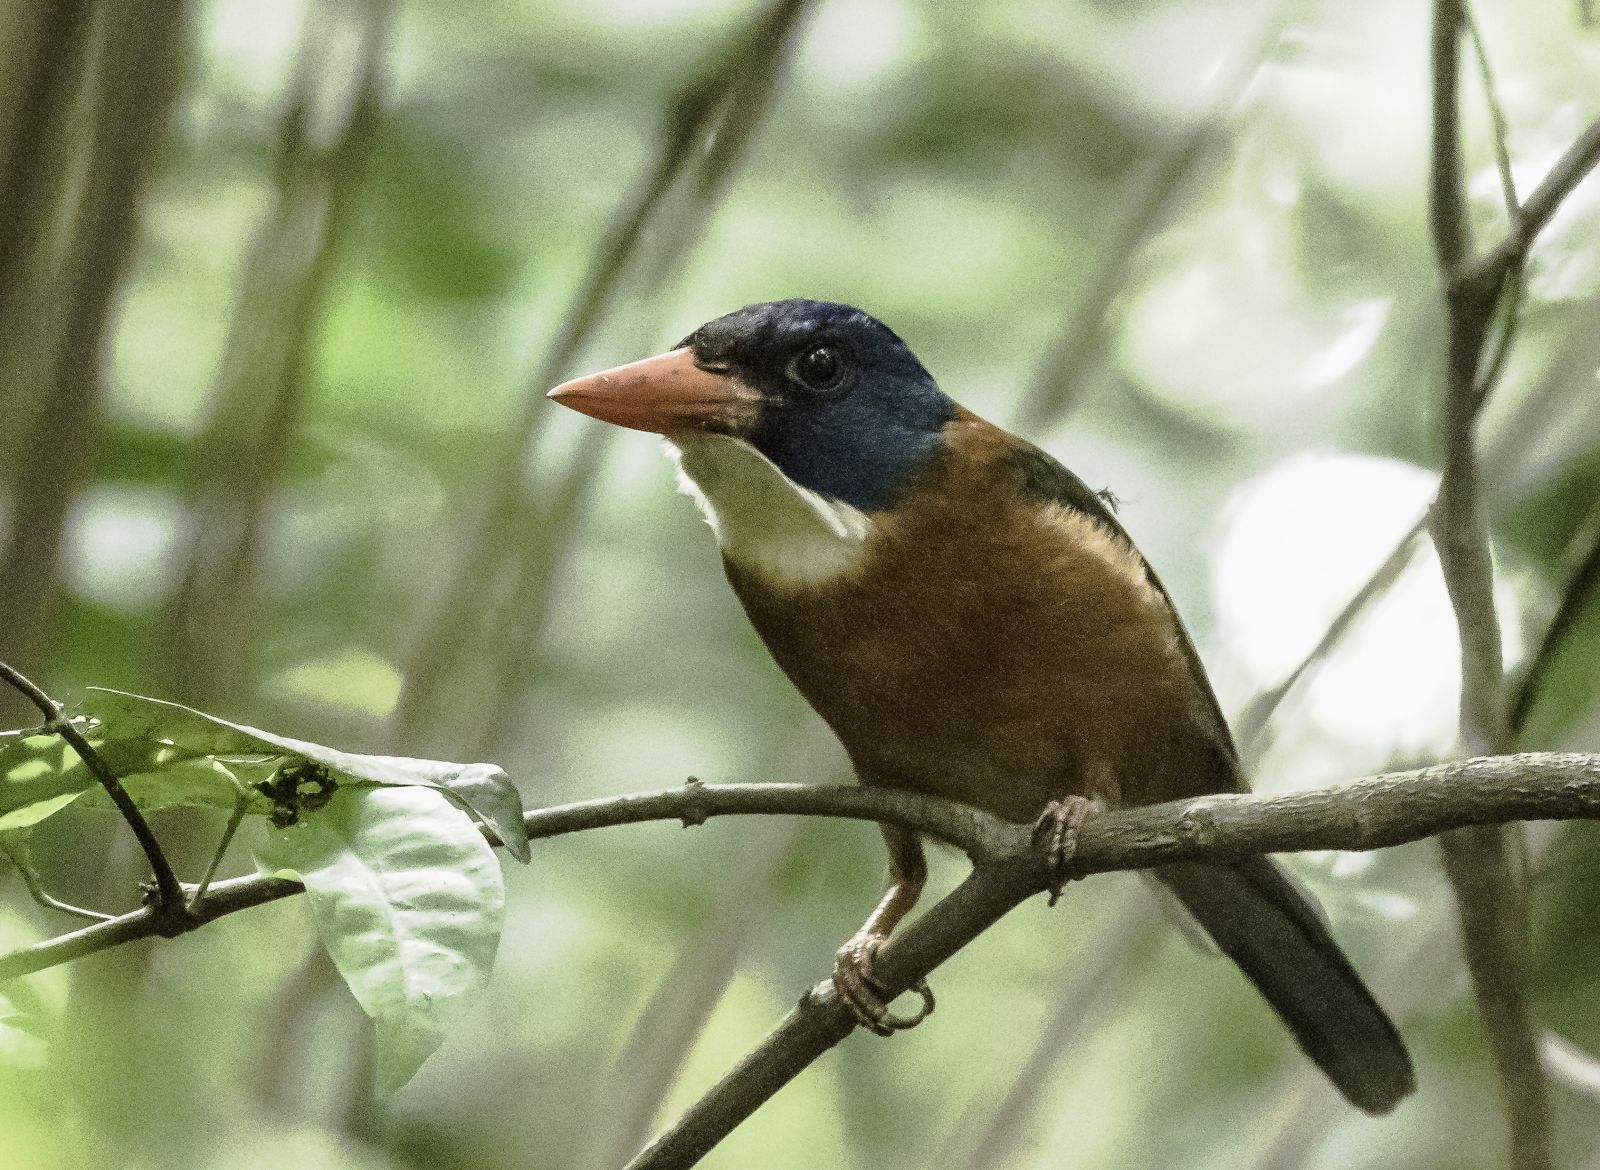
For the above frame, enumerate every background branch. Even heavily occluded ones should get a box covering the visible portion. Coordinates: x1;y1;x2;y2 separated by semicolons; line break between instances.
389;0;816;757
1009;4;1292;434
1237;513;1429;761
159;0;389;710
1428;1;1550;1162
0;0;186;719
1479;115;1600;278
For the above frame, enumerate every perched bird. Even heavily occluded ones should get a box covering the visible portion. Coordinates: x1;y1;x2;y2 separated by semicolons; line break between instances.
549;298;1414;1114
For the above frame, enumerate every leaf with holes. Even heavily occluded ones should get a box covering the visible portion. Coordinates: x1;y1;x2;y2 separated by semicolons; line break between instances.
82;688;529;861
254;785;506;1092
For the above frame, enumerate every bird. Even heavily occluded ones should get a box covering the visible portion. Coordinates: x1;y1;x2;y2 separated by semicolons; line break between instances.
548;298;1414;1114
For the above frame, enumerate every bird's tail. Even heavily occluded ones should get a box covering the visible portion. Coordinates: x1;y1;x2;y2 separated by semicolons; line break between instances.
1155;856;1415;1114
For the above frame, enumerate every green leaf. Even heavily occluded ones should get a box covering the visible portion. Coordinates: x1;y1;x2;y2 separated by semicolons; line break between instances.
82;688;530;861
77;756;269;816
0;730;195;828
253;786;506;1092
0;791;87;833
0;717;240;819
0;734;93;828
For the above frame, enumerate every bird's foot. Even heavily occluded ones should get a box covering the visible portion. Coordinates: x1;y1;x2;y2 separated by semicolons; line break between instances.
833;931;935;1036
1034;796;1099;906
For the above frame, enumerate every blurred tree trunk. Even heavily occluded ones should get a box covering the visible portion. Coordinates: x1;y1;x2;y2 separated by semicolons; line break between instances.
0;0;96;505
158;0;387;709
391;0;818;758
0;0;186;724
0;0;93;321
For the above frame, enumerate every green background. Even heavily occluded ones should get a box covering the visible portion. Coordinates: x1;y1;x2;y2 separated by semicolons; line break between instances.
3;0;1600;1166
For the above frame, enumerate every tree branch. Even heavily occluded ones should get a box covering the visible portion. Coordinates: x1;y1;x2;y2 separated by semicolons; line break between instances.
0;780;1014;980
1477;114;1600;282
1426;6;1564;1165
1461;11;1517;213
1237;285;1589;765
624;752;1600;1169
0;662;187;919
1429;1;1470;277
8;753;1600;1163
0;754;1595;979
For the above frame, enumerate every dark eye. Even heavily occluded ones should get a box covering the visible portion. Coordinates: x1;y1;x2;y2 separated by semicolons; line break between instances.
790;343;845;392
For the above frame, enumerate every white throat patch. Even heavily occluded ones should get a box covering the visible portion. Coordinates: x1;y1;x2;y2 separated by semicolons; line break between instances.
668;433;873;590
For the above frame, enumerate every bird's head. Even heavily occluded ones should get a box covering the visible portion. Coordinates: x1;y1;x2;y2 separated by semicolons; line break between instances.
548;299;956;512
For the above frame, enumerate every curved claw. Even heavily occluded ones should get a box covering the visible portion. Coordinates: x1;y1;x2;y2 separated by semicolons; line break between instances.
1034;795;1099;906
878;979;935;1030
833;933;936;1035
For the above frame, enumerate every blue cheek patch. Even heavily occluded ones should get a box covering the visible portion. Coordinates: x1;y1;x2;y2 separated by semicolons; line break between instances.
751;384;955;513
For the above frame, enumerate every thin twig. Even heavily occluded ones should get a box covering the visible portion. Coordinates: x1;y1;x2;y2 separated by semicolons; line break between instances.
162;0;388;707
1462;3;1525;411
946;884;1149;1170
1477;115;1600;281
585;820;799;1170
1242;898;1459;1170
1237;514;1428;761
189;787;250;909
0;837;113;922
624;860;1036;1170
474;1;818;758
1238;0;1534;762
1539;1031;1600;1101
1239;283;1573;762
1471;266;1523;409
1009;3;1292;433
1463;4;1519;219
0;662;187;919
584;723;837;1170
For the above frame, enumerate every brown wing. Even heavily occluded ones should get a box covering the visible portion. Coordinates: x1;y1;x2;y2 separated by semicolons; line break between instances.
1002;438;1246;793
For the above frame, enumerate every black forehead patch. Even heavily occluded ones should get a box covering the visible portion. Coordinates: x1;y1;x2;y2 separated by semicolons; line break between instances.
683;299;903;356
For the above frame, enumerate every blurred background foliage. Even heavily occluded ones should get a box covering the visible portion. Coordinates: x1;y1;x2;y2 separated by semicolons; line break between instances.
1;0;1600;1167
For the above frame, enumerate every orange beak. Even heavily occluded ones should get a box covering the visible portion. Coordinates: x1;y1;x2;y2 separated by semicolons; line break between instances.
547;347;762;436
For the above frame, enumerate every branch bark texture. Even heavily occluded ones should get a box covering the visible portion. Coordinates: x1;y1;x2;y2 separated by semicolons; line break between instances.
623;752;1600;1169
0;752;1595;980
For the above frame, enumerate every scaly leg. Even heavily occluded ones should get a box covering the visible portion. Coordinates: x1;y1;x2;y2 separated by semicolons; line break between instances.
834;824;935;1035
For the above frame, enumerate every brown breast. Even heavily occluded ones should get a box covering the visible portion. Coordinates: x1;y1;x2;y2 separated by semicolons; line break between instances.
723;418;1240;824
